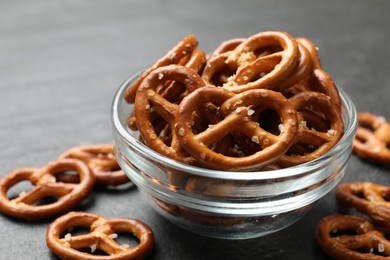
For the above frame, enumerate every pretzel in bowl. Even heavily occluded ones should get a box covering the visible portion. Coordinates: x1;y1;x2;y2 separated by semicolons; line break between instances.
316;214;390;259
0;159;94;220
294;37;342;111
202;31;299;93
46;211;154;260
124;34;199;103
127;48;206;131
58;144;129;187
174;85;298;170
277;91;344;167
353;112;390;164
336;182;390;229
134;64;206;165
123;32;345;171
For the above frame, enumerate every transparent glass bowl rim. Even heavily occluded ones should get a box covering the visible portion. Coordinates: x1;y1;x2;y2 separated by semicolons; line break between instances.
111;70;358;181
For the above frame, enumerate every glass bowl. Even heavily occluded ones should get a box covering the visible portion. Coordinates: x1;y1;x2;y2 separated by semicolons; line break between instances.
111;71;357;240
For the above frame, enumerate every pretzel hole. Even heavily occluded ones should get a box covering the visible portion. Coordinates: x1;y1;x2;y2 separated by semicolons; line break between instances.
212;69;236;86
329;227;359;238
257;108;281;135
6;180;34;200
153;118;172;147
56;171;80;184
359;123;375;132
113;232;140;249
285;143;316;156
32;195;60;206
230;135;261;157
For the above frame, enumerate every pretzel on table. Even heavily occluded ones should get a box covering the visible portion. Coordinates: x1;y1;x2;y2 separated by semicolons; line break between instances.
58;144;129;187
0;159;95;220
46;211;154;260
316;214;390;259
336;182;390;229
174;85;298;170
353;112;390;164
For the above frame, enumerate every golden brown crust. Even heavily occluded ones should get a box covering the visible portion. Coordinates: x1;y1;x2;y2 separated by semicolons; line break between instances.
336;182;390;228
46;211;154;260
316;214;390;259
58;144;129;186
124;31;345;171
353;112;390;164
0;159;95;220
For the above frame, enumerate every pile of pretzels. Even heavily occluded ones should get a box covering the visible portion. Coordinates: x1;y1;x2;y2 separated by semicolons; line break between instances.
0;144;154;260
124;31;344;171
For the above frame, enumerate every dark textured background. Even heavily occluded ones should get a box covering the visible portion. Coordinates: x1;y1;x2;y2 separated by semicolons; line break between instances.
1;0;390;259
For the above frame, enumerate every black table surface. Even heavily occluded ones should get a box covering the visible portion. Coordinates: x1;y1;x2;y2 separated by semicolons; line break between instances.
1;0;390;259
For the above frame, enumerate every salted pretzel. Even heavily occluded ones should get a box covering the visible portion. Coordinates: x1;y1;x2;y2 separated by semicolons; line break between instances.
134;64;205;164
353;112;390;164
174;85;298;170
295;37;342;111
277;91;344;167
0;159;94;220
124;34;199;103
46;211;154;260
277;41;313;92
336;182;390;228
202;31;299;93
58;144;129;187
316;214;390;259
127;48;206;131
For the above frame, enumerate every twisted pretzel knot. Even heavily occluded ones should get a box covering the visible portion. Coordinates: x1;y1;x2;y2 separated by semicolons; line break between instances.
336;182;390;228
316;214;390;259
58;144;129;186
353;112;390;164
175;86;298;170
134;64;205;164
46;211;154;260
0;159;94;220
277;91;344;167
202;31;299;93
